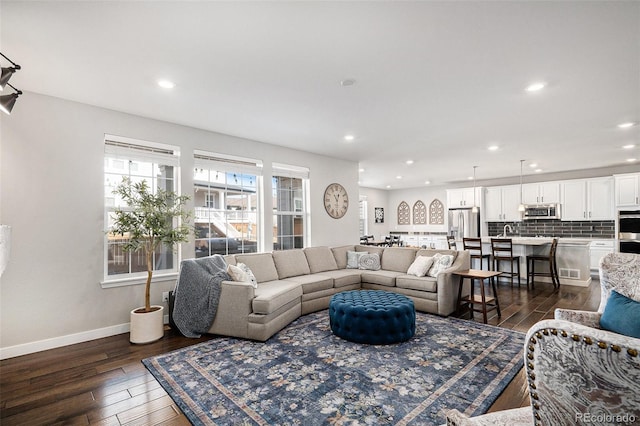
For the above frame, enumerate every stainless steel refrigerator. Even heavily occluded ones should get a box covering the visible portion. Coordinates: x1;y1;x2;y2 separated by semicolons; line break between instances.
448;208;480;240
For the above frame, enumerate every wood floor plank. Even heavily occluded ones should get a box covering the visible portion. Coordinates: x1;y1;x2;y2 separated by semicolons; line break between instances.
0;277;601;425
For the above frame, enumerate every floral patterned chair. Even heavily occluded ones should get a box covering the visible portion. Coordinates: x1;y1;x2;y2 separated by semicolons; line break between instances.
445;252;640;426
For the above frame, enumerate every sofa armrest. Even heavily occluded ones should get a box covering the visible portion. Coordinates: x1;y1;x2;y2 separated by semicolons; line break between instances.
208;280;256;338
524;319;640;425
554;308;602;329
436;250;470;316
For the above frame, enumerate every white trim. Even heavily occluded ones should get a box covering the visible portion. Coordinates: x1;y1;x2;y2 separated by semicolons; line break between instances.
0;322;130;360
100;272;178;288
272;162;310;179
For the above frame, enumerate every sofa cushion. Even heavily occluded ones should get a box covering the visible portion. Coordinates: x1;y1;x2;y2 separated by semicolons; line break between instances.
358;253;381;270
428;253;455;277
272;249;311;279
382;247;418;272
406;256;434;277
252;280;303;314
227;263;258;288
360;270;404;287
417;248;458;261
235;253;279;283
283;274;334;294
347;251;368;269
331;245;355;269
396;275;438;293
600;290;640;338
356;244;385;257
316;269;362;288
223;254;236;266
304;246;339;273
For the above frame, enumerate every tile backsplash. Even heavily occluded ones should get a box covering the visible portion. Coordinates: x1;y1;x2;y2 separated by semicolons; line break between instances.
488;219;614;239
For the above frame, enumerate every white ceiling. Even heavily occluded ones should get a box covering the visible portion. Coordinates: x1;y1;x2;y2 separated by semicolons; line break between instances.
2;1;639;189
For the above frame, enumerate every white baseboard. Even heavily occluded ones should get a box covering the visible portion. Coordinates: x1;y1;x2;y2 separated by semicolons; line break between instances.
1;316;173;360
0;322;130;360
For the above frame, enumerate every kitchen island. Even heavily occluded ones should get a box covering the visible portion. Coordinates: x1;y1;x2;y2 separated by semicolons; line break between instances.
455;237;592;287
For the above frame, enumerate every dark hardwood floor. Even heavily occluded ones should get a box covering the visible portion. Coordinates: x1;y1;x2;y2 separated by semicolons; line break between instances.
0;277;601;425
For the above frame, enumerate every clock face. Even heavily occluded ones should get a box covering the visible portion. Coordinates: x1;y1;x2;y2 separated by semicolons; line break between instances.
324;183;349;219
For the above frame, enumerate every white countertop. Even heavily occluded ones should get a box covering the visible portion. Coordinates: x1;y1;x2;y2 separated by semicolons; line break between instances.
477;237;596;246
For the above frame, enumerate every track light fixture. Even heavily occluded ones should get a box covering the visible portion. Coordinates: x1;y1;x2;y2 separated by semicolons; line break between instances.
0;52;21;92
0;83;22;115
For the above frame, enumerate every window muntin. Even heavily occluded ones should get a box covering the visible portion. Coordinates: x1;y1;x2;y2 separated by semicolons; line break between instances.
194;153;261;257
104;137;181;281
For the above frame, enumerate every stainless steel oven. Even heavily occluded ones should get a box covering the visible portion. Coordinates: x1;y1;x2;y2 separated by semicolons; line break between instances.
618;210;640;254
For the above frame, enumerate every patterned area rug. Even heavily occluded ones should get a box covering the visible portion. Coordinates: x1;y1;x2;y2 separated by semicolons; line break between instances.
143;311;524;425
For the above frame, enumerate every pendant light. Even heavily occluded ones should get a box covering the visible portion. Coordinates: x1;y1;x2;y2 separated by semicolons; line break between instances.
518;160;525;212
0;52;21;92
0;83;22;115
471;166;478;213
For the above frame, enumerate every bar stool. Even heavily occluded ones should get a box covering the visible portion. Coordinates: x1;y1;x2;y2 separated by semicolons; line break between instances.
447;235;457;250
526;238;559;289
463;237;491;270
491;238;521;287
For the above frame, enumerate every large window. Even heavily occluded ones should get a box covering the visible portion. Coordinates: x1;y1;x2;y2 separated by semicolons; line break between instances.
104;136;181;282
194;151;262;257
272;163;309;250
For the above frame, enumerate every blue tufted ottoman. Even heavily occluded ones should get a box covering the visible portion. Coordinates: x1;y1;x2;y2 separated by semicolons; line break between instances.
329;290;416;345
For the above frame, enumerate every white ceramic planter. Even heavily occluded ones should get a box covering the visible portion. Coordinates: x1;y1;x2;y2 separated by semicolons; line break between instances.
130;305;164;344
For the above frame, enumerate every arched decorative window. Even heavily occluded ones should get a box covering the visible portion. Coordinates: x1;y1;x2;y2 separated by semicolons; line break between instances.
397;201;410;225
413;200;427;224
429;199;445;224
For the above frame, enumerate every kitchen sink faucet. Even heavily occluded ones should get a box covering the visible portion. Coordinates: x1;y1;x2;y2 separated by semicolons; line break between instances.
501;224;513;237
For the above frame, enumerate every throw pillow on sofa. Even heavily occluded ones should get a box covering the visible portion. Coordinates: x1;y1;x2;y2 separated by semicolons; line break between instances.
227;263;258;288
347;250;368;269
359;253;381;270
407;256;434;277
600;290;640;339
428;253;454;277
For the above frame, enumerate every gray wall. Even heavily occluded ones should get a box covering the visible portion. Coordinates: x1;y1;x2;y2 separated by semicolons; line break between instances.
0;92;359;355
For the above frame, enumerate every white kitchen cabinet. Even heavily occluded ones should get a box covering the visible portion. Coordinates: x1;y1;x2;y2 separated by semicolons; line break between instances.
561;177;614;221
484;185;521;222
589;240;614;270
522;182;560;204
615;173;640;206
447;187;479;208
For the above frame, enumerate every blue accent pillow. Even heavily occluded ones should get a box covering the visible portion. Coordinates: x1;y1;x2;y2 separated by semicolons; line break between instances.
600;290;640;339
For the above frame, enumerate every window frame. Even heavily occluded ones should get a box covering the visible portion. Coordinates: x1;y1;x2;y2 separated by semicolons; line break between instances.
102;135;182;288
272;163;310;250
193;150;263;258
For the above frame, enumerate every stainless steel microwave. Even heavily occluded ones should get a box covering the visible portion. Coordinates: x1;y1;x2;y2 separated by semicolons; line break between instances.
523;204;561;220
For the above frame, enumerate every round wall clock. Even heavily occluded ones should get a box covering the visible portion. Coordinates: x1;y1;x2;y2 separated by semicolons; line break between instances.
324;183;349;219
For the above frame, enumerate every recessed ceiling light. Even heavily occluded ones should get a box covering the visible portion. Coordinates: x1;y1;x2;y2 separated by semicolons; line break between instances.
424;180;431;185
467;176;473;180
618;122;637;129
358;168;365;172
386;185;391;189
488;145;499;151
157;79;175;89
535;169;542;173
623;144;636;149
529;163;538;168
396;175;403;179
627;158;637;162
525;82;546;92
341;79;356;87
406;160;414;165
344;134;355;142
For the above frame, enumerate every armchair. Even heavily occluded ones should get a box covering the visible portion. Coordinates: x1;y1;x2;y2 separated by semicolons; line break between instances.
555;252;640;328
446;319;640;425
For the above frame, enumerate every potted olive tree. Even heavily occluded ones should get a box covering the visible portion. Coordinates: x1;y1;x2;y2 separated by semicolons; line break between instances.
110;177;191;343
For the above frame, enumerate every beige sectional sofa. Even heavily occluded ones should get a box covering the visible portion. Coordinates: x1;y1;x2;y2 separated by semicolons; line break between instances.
206;245;470;341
